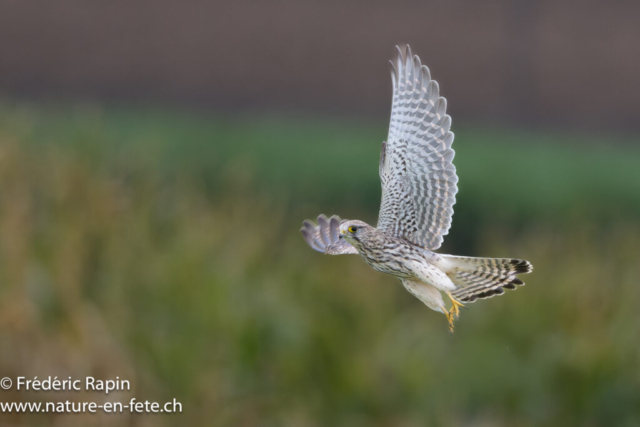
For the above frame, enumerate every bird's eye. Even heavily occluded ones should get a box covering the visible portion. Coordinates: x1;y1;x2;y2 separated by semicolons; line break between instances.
348;226;357;233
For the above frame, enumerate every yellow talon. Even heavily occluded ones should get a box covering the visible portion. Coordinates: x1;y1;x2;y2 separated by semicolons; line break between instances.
446;292;466;319
442;306;455;333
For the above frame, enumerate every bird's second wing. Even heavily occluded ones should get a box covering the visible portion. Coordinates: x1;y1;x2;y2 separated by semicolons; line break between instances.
377;45;458;250
301;215;358;255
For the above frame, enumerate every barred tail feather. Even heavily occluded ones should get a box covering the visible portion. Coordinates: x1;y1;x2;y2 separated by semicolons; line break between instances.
440;255;533;303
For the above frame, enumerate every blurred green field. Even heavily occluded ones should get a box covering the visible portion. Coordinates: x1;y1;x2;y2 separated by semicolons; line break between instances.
0;102;639;427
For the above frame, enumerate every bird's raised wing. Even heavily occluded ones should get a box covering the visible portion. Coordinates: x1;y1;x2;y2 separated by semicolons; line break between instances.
377;45;458;250
301;215;358;255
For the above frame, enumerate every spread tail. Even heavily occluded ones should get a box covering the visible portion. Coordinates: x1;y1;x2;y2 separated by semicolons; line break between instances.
441;255;533;303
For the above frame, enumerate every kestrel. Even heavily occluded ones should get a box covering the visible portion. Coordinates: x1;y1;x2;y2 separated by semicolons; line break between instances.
301;46;532;332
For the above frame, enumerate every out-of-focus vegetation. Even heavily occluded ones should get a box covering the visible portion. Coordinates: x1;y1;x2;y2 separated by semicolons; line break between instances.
0;102;639;427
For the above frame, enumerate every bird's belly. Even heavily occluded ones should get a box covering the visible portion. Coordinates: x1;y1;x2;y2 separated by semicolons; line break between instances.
370;261;414;278
361;252;415;278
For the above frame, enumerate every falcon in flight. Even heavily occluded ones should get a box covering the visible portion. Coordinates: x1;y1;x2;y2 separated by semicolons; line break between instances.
301;46;532;332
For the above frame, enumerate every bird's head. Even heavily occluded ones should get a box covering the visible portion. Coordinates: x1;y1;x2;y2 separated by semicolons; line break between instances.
339;220;374;245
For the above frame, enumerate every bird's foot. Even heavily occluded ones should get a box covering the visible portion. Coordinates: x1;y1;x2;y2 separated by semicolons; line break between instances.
442;306;456;333
446;292;466;319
